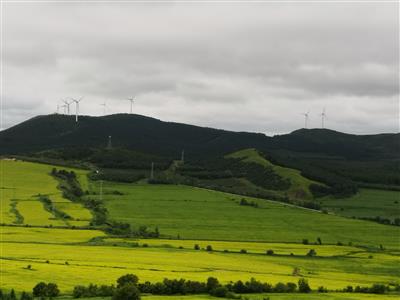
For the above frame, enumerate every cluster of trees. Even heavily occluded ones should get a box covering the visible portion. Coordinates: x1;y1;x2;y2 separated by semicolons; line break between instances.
32;282;60;299
179;157;291;192
72;274;313;299
51;168;84;200
89;169;146;183
342;284;389;294
38;195;71;220
359;216;400;227
0;289;32;300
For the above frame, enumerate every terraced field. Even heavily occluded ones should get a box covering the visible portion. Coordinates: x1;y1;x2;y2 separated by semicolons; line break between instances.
0;159;92;227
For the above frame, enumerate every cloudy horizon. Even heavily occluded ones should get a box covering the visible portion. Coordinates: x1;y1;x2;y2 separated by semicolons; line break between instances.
1;1;399;135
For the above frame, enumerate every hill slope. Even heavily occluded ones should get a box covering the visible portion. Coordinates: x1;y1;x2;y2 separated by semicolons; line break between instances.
1;113;398;159
0;114;399;187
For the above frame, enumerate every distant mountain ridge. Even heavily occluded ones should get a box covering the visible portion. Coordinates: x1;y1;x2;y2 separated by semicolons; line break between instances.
0;113;398;160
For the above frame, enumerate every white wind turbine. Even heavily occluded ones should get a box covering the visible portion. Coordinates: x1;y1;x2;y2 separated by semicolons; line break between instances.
127;97;134;114
62;99;72;115
70;97;83;123
302;111;310;129
320;108;327;129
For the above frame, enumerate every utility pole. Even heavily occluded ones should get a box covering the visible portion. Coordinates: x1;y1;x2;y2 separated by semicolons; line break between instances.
99;180;103;201
150;162;154;180
181;149;185;164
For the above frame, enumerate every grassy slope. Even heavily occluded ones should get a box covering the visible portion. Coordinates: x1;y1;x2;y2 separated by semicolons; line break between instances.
1;160;399;295
226;148;317;199
0;160;92;226
100;182;400;249
320;188;400;221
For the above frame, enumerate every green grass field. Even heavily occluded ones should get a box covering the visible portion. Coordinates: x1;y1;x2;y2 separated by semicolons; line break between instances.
1;159;399;298
100;182;399;248
320;188;400;221
226;148;317;199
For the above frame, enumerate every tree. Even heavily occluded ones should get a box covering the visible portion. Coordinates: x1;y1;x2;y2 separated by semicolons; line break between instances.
209;286;228;298
307;249;317;257
20;292;33;300
298;278;311;293
206;245;213;252
117;274;139;288
33;282;47;298
194;244;200;250
266;249;274;255
302;239;309;245
46;283;60;298
206;277;219;291
9;289;16;300
317;237;322;245
112;284;140;300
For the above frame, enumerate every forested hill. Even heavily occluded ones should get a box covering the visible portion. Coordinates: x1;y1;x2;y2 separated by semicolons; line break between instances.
0;113;398;160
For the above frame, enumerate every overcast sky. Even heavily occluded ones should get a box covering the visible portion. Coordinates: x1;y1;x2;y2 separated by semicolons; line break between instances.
1;1;399;135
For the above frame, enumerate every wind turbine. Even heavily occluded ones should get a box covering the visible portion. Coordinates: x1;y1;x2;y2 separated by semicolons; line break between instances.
320;108;326;129
302;111;310;129
61;104;67;115
62;99;71;115
70;97;83;123
101;101;107;115
127;97;134;114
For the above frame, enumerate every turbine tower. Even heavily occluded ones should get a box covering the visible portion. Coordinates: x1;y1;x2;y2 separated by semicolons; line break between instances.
302;111;310;129
61;104;67;115
127;97;134;114
62;99;71;115
70;97;83;123
320;108;326;129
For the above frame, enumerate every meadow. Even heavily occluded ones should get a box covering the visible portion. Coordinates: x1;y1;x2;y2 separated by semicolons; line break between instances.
320;188;400;221
0;159;399;299
100;182;400;248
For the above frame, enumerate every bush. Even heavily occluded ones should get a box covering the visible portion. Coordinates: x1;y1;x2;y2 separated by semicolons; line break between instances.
240;249;247;254
298;278;311;293
306;249;317;257
266;249;274;255
210;286;228;298
206;245;213;252
117;274;139;288
206;277;219;291
113;284;141;300
194;244;200;250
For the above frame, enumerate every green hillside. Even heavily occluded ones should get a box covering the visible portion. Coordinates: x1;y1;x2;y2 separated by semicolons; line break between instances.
226;148;318;199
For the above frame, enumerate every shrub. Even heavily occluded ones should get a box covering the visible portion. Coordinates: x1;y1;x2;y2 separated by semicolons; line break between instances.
206;277;219;291
210;286;228;298
113;284;141;300
302;239;309;245
266;249;274;255
206;245;213;252
240;249;247;254
194;244;200;250
117;274;139;288
298;278;311;293
306;249;317;257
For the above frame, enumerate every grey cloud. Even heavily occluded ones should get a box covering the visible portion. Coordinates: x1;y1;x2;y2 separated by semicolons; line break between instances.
2;2;399;134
